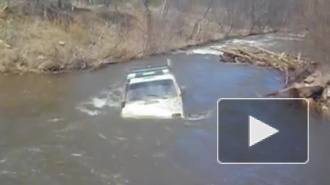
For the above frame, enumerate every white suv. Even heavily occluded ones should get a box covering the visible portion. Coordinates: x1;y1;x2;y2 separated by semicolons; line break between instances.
121;63;184;119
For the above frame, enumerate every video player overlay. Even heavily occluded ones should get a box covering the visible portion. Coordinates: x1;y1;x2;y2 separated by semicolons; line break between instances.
217;99;309;164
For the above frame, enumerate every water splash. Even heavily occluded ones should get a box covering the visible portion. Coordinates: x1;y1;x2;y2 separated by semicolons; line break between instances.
184;109;215;121
77;85;123;116
76;106;101;116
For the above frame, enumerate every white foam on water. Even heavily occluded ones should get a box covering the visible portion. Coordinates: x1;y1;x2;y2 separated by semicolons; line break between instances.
185;35;279;56
76;106;101;116
77;85;123;116
266;35;304;41
99;134;107;140
92;98;107;108
0;171;17;175
179;33;304;56
184;109;215;121
232;39;259;45
228;39;274;47
47;118;65;122
28;147;42;153
71;153;83;157
188;47;224;55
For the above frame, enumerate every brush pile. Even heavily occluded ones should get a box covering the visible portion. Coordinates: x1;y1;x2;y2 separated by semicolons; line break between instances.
215;45;330;116
217;45;309;68
213;45;317;85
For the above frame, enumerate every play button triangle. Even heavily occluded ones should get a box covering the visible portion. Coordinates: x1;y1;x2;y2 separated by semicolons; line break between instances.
249;116;279;147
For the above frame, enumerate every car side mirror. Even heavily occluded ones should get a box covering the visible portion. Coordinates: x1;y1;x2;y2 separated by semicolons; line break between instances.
121;101;126;108
180;86;186;96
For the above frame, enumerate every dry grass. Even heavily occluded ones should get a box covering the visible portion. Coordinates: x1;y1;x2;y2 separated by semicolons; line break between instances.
0;10;134;73
0;4;253;73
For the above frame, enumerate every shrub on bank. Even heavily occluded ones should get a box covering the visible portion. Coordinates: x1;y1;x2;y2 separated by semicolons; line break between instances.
0;0;283;73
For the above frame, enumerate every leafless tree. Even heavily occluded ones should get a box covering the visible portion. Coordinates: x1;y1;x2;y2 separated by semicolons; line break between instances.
189;0;215;41
299;0;330;64
142;0;152;54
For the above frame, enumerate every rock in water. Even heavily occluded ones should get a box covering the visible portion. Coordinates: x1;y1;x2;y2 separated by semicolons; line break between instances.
299;85;324;99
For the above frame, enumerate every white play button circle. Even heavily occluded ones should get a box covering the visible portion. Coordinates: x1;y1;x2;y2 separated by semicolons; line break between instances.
249;116;279;147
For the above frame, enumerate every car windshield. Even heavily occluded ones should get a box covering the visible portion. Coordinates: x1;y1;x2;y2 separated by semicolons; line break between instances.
126;79;178;102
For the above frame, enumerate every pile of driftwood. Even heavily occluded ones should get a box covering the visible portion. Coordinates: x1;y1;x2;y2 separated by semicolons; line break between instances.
215;45;308;69
215;45;330;116
213;45;315;85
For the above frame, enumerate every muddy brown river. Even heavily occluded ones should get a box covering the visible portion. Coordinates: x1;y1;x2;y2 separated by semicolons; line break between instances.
1;34;330;185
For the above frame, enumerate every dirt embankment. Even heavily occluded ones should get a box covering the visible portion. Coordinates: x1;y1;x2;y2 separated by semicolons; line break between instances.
1;2;268;74
217;45;330;116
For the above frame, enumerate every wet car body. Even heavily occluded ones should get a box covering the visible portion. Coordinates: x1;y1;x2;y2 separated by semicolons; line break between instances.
121;64;184;119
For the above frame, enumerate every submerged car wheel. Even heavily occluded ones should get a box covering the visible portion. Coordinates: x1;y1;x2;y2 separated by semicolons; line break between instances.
172;113;182;118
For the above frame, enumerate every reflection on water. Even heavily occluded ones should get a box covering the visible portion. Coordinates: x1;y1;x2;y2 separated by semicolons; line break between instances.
0;34;329;185
0;74;66;119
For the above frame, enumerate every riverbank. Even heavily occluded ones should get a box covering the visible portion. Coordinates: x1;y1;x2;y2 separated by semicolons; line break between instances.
1;1;280;74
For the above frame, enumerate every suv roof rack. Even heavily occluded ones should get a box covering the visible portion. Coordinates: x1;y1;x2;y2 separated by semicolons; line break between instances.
126;59;173;80
131;65;169;73
130;59;172;72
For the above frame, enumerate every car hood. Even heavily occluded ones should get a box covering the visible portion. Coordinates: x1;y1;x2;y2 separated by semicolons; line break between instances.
121;97;183;119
